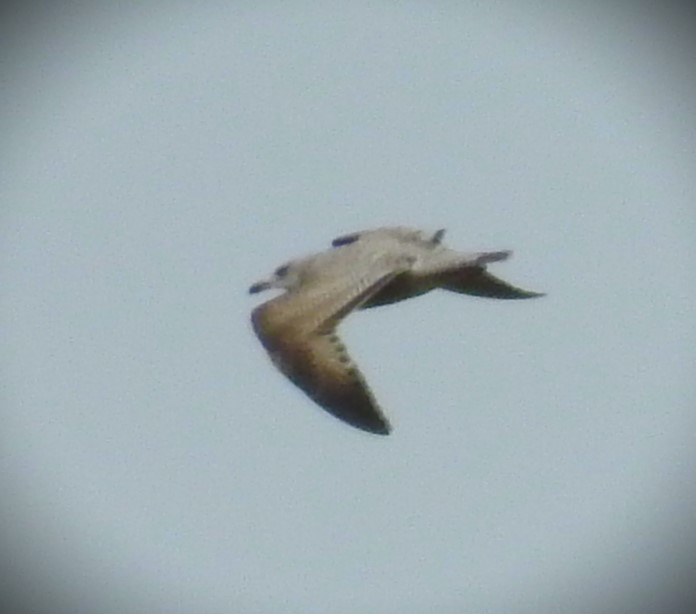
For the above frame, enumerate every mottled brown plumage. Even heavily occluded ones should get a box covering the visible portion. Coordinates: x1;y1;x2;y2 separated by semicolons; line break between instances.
249;226;543;435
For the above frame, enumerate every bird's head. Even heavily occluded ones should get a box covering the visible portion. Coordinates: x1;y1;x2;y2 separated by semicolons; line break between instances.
249;260;302;294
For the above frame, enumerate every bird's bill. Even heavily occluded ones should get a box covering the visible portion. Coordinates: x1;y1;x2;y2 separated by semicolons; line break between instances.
249;280;271;294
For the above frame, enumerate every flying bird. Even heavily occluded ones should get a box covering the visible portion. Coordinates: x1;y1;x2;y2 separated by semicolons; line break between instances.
249;226;543;435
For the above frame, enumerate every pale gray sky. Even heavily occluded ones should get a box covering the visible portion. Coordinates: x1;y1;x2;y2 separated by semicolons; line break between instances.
2;3;695;613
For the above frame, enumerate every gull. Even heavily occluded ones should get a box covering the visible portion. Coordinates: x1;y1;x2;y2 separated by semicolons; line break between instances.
249;226;543;435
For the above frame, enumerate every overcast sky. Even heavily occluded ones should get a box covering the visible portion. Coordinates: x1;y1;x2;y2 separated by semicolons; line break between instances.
2;3;696;613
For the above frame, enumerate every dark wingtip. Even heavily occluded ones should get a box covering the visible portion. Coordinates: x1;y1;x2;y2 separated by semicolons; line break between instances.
432;228;446;244
491;289;546;300
370;423;392;436
345;413;392;436
477;250;512;265
516;290;546;299
363;425;391;436
331;232;360;247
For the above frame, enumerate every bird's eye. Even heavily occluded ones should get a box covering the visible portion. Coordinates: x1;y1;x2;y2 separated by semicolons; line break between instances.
275;265;289;277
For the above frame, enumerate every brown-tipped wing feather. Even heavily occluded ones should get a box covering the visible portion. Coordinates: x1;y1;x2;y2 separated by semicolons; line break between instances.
251;259;412;434
261;329;391;434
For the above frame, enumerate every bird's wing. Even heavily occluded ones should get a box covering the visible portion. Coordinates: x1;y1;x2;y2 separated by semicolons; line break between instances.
251;255;412;434
414;249;511;275
438;268;545;299
261;327;392;434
